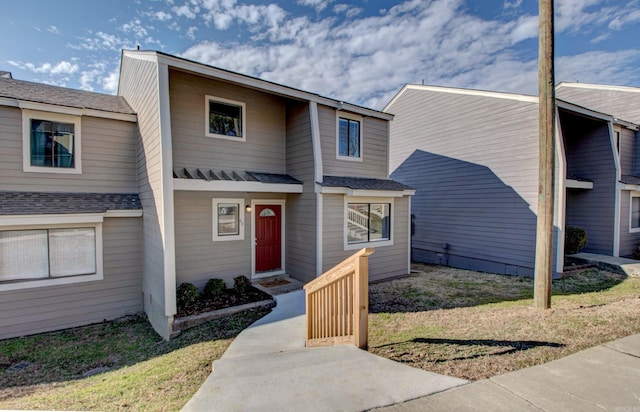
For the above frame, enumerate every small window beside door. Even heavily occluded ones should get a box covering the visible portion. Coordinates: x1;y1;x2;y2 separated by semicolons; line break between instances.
212;198;245;241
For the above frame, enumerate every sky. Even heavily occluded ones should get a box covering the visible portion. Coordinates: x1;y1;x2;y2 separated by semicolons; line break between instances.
1;0;639;110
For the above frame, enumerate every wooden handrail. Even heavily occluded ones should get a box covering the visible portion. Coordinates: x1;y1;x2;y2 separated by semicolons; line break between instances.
304;248;374;349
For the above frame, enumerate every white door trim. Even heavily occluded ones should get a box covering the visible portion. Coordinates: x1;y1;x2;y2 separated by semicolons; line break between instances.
251;199;286;279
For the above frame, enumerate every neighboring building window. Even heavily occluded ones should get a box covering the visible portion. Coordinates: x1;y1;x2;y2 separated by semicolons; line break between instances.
0;222;103;291
22;110;82;174
631;193;640;232
212;198;245;241
346;200;392;249
336;113;362;160
206;95;246;141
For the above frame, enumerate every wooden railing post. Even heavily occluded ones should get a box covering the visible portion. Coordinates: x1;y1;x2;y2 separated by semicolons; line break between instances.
354;253;369;349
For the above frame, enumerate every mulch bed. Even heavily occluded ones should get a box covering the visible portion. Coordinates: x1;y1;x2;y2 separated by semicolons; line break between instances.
176;286;272;318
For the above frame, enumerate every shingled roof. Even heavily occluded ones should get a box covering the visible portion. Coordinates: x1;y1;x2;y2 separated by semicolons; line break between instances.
319;175;413;191
0;192;141;215
0;77;135;115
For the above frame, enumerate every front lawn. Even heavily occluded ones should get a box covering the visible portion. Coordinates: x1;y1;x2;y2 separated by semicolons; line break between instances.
0;308;269;411
369;264;640;380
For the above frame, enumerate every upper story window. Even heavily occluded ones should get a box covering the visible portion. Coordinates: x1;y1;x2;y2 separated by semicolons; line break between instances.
336;112;362;161
22;110;82;174
206;95;246;142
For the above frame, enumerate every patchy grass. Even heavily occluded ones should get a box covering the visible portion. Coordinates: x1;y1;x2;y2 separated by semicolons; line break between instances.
0;308;269;411
369;264;640;381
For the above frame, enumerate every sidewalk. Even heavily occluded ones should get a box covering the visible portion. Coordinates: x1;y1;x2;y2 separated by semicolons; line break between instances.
183;289;640;412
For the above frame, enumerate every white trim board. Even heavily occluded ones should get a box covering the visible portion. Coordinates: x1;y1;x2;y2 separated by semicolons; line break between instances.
173;178;303;193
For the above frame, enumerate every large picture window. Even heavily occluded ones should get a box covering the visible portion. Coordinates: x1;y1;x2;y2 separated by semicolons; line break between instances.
206;95;246;141
22;110;82;174
212;198;245;241
347;202;391;244
0;227;97;282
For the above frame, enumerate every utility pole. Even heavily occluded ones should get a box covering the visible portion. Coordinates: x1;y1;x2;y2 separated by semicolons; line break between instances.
534;0;555;309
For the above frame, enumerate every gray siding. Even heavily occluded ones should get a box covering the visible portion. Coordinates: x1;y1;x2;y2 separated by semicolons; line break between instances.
319;104;389;179
0;217;142;340
285;102;317;282
561;110;617;255
557;85;640;125
321;194;409;283
0;106;137;193
388;88;540;276
118;55;170;338
174;191;284;288
618;127;635;176
169;69;287;173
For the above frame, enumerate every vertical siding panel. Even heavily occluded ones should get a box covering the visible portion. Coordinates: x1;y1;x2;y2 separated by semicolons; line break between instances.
118;55;169;337
388;88;540;276
285;102;317;282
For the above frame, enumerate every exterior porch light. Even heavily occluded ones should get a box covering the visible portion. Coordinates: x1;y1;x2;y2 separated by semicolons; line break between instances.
245;205;252;213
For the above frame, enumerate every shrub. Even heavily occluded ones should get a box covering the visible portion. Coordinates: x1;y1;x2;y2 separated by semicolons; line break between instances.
565;226;588;255
203;278;226;298
176;282;199;310
633;246;640;260
233;275;251;295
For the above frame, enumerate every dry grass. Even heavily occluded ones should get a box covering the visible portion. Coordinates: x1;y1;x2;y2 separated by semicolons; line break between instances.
0;308;269;411
368;264;640;381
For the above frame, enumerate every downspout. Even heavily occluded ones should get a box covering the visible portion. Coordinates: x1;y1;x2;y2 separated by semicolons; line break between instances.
309;101;323;276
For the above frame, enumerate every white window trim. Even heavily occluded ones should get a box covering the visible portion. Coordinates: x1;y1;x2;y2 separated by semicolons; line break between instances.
629;191;640;233
212;198;245;241
344;196;394;251
336;111;363;162
22;109;82;174
205;95;247;142
0;221;103;292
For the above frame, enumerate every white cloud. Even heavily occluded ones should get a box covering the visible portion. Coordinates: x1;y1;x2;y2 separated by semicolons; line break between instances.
609;8;640;30
47;25;60;34
186;26;198;39
172;3;199;18
180;0;640;109
297;0;334;11
503;0;522;9
10;60;80;75
153;10;173;21
556;50;640;85
102;70;120;94
333;4;362;17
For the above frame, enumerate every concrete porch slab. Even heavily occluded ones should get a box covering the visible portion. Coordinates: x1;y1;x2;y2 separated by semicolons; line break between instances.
567;252;640;277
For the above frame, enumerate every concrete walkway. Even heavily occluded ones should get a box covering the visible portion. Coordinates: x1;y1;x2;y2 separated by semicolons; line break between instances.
182;290;467;411
183;289;640;412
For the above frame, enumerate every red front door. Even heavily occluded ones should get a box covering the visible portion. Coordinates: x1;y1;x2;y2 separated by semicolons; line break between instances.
255;205;282;273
